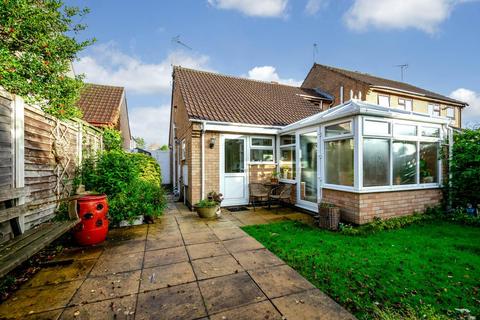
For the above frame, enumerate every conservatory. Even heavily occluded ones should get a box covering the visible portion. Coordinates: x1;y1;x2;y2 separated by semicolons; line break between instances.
277;99;451;224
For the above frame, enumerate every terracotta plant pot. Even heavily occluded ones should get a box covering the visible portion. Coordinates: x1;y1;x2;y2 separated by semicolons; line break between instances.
195;205;219;219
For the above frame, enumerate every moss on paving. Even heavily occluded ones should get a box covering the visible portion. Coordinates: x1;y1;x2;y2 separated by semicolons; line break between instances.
242;220;480;319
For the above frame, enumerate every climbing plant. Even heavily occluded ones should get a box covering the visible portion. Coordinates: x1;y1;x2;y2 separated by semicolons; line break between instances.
0;0;94;118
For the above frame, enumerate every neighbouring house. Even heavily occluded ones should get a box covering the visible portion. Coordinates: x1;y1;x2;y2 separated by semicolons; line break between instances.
77;83;132;150
169;65;468;224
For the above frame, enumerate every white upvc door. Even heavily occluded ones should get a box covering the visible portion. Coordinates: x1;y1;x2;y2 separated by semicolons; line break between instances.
220;134;249;206
296;127;320;212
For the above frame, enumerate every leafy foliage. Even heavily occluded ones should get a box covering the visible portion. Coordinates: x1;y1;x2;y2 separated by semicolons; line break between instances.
102;127;123;151
243;220;480;319
0;0;94;118
133;136;146;149
81;150;166;225
159;144;169;151
448;128;480;209
194;199;218;208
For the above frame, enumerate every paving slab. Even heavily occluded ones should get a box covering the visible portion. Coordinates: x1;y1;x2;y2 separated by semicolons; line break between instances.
61;294;136;320
70;270;141;305
233;248;285;271
212;227;248;240
198;272;266;314
23;259;96;288
104;239;146;254
272;289;356;320
53;246;104;261
209;301;283;320
223;237;265;253
143;246;189;268
136;282;207;320
191;254;243;280
0;280;83;318
182;230;219;245
146;231;183;251
186;241;228;260
140;261;195;292
248;264;315;299
90;251;144;276
106;225;148;241
24;309;62;320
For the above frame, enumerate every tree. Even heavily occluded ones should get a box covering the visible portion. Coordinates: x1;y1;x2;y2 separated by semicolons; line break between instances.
102;127;123;151
160;144;169;151
134;137;146;149
0;0;94;119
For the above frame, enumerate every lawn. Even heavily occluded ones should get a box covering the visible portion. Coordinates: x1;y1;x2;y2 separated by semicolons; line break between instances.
242;220;480;319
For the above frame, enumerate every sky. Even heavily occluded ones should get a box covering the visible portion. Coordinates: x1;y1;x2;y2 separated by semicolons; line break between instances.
67;0;480;147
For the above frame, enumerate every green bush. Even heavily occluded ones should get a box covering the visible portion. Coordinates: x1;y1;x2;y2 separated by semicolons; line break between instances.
194;199;217;208
102;127;123;151
81;150;166;225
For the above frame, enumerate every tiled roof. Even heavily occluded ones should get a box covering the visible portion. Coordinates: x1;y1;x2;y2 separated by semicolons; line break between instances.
77;84;124;125
174;67;330;127
307;64;466;106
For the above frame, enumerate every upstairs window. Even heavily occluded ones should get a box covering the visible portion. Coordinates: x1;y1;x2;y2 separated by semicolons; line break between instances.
446;107;455;119
250;137;274;162
428;104;440;116
398;98;413;111
378;95;390;107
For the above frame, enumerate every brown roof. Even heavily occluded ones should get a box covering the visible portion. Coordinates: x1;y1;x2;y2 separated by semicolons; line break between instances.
174;67;329;127
77;84;125;125
305;64;467;106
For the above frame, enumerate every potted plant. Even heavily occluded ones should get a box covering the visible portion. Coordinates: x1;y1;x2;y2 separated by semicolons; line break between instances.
194;199;220;219
270;171;280;184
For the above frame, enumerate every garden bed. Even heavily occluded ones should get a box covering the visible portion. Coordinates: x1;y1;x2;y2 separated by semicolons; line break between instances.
242;220;480;319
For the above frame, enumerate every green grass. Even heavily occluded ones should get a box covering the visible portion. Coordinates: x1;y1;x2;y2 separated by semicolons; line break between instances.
242;220;480;319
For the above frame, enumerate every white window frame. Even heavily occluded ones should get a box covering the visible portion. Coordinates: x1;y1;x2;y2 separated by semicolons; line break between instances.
446;107;455;119
181;139;186;160
378;94;390;108
278;134;296;183
398;98;413;112
248;136;275;164
428;103;440;117
324;120;353;140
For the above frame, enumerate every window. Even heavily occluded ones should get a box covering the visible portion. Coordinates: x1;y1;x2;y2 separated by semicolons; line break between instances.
420;143;438;183
363;139;390;187
364;119;390;136
279;135;296;180
421;127;440;138
398;98;413;111
181;140;186;160
428;104;440;116
446;107;455;119
394;123;417;136
250;137;274;162
225;139;244;173
325;121;351;137
378;95;390;107
325;139;354;186
393;141;417;185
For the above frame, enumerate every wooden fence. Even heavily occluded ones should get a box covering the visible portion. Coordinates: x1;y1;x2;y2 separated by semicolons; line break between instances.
0;88;102;238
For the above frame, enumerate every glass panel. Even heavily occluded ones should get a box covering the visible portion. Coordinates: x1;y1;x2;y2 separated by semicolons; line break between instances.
224;139;244;173
394;124;417;136
378;95;390;107
325;122;351;137
251;138;273;146
250;149;273;162
325;139;354;186
280;135;295;145
420;143;438;183
405;100;413;111
447;108;455;119
364;120;390;136
280;146;296;180
393;141;417;185
300;132;318;203
421;127;440;137
363;139;390;187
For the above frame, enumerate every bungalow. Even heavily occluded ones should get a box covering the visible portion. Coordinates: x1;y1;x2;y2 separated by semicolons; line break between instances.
169;65;468;224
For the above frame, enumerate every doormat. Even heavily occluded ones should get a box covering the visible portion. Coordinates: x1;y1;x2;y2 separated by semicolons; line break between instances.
226;206;249;212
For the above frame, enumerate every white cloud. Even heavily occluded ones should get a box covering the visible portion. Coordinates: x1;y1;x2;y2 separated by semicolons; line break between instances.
305;0;327;15
207;0;288;17
74;43;211;94
129;105;171;146
247;66;302;87
450;88;480;128
344;0;467;34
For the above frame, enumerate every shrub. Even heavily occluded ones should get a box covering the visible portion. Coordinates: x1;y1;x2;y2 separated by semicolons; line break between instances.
194;199;217;208
80;150;166;225
102;127;123;151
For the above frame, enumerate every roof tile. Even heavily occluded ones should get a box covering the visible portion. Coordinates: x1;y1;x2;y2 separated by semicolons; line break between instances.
77;84;124;125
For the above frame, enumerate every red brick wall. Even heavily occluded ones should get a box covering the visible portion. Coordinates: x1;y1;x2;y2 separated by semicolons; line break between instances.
322;188;442;224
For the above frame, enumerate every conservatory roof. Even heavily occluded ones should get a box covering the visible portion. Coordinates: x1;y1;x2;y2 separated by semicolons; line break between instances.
280;99;451;133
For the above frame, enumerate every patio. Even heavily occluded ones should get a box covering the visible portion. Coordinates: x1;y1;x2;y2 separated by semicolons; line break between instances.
0;202;354;320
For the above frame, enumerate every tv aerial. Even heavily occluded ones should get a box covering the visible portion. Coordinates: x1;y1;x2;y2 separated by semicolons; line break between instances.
171;35;192;50
395;64;409;82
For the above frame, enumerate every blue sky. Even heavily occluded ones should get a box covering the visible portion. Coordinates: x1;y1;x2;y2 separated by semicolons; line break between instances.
68;0;480;147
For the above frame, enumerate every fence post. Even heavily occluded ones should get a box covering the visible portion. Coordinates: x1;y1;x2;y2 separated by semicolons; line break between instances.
77;121;83;166
13;95;25;233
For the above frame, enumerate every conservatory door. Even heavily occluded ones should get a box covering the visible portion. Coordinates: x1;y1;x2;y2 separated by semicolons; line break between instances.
297;130;319;210
221;135;249;206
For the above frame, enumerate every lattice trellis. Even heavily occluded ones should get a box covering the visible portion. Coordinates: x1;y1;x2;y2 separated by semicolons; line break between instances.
51;120;76;203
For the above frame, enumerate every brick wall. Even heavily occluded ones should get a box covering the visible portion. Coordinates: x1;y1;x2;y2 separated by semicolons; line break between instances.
323;188;442;224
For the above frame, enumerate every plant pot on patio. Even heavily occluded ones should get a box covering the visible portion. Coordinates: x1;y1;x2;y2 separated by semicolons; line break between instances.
194;199;220;219
317;202;340;231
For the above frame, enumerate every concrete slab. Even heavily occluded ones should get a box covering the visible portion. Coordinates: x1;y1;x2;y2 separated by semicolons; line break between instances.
223;237;264;253
136;282;207;320
232;248;285;271
90;251;144;276
143;246;189;268
107;225;148;242
23;259;96;288
248;265;315;299
182;230;219;245
209;301;283;320
198;272;266;314
186;242;228;260
191;255;243;280
104;239;146;254
61;294;136;320
140;261;195;292
54;246;104;261
212;227;248;241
